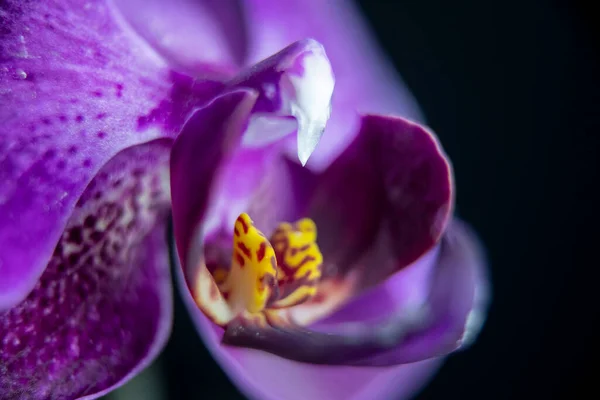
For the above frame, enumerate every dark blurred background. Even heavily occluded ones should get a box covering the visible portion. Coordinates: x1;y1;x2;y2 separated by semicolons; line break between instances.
108;0;599;399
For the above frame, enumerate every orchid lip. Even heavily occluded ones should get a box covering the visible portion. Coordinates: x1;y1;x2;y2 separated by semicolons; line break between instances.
197;212;324;327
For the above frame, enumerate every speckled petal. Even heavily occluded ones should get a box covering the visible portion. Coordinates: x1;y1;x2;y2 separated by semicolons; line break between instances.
0;0;223;310
241;0;424;169
220;219;485;367
0;140;173;399
176;254;444;400
111;0;246;74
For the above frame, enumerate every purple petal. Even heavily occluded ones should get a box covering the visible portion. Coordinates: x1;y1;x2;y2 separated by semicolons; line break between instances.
176;39;334;255
350;220;489;366
0;140;173;399
176;254;444;400
311;114;453;290
112;0;247;74
187;113;482;366
170;88;259;324
241;0;424;169
0;0;222;309
220;219;485;366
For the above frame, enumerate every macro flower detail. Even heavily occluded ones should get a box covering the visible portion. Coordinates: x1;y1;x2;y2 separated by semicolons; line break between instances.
169;83;488;400
198;211;324;327
1;0;489;399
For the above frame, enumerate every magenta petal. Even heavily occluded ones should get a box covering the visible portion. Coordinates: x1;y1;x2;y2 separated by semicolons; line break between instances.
174;39;334;250
241;0;424;169
176;257;443;400
219;219;485;367
112;0;246;74
324;220;488;366
0;141;173;399
170;89;259;274
312;114;453;286
0;0;220;309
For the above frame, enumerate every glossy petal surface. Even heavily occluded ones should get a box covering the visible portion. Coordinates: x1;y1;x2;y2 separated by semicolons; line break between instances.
112;0;247;74
177;256;444;400
197;219;485;374
176;108;483;371
183;39;334;254
0;0;221;309
0;140;173;399
310;115;453;289
221;220;485;366
170;89;259;325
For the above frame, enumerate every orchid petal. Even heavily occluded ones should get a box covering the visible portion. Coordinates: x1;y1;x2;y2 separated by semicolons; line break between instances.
183;39;334;246
269;114;452;328
177;108;482;366
241;0;423;169
310;114;453;292
350;220;489;366
218;219;485;367
0;0;222;310
170;88;259;324
111;0;247;75
0;140;173;399
175;255;444;400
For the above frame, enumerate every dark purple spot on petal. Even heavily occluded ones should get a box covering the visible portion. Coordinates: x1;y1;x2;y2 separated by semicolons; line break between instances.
132;168;145;177
68;227;83;245
96;113;107;120
67;253;79;266
92;90;103;97
83;215;96;228
75;115;84;123
89;231;103;243
44;149;56;159
97;131;106;139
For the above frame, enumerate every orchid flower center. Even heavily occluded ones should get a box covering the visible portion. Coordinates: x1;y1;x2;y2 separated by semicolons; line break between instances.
214;213;323;315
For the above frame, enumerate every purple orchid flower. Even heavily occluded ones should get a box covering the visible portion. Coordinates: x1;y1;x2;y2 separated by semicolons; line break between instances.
0;0;489;400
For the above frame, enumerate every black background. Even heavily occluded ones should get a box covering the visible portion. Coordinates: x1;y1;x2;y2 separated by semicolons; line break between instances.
155;1;599;399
